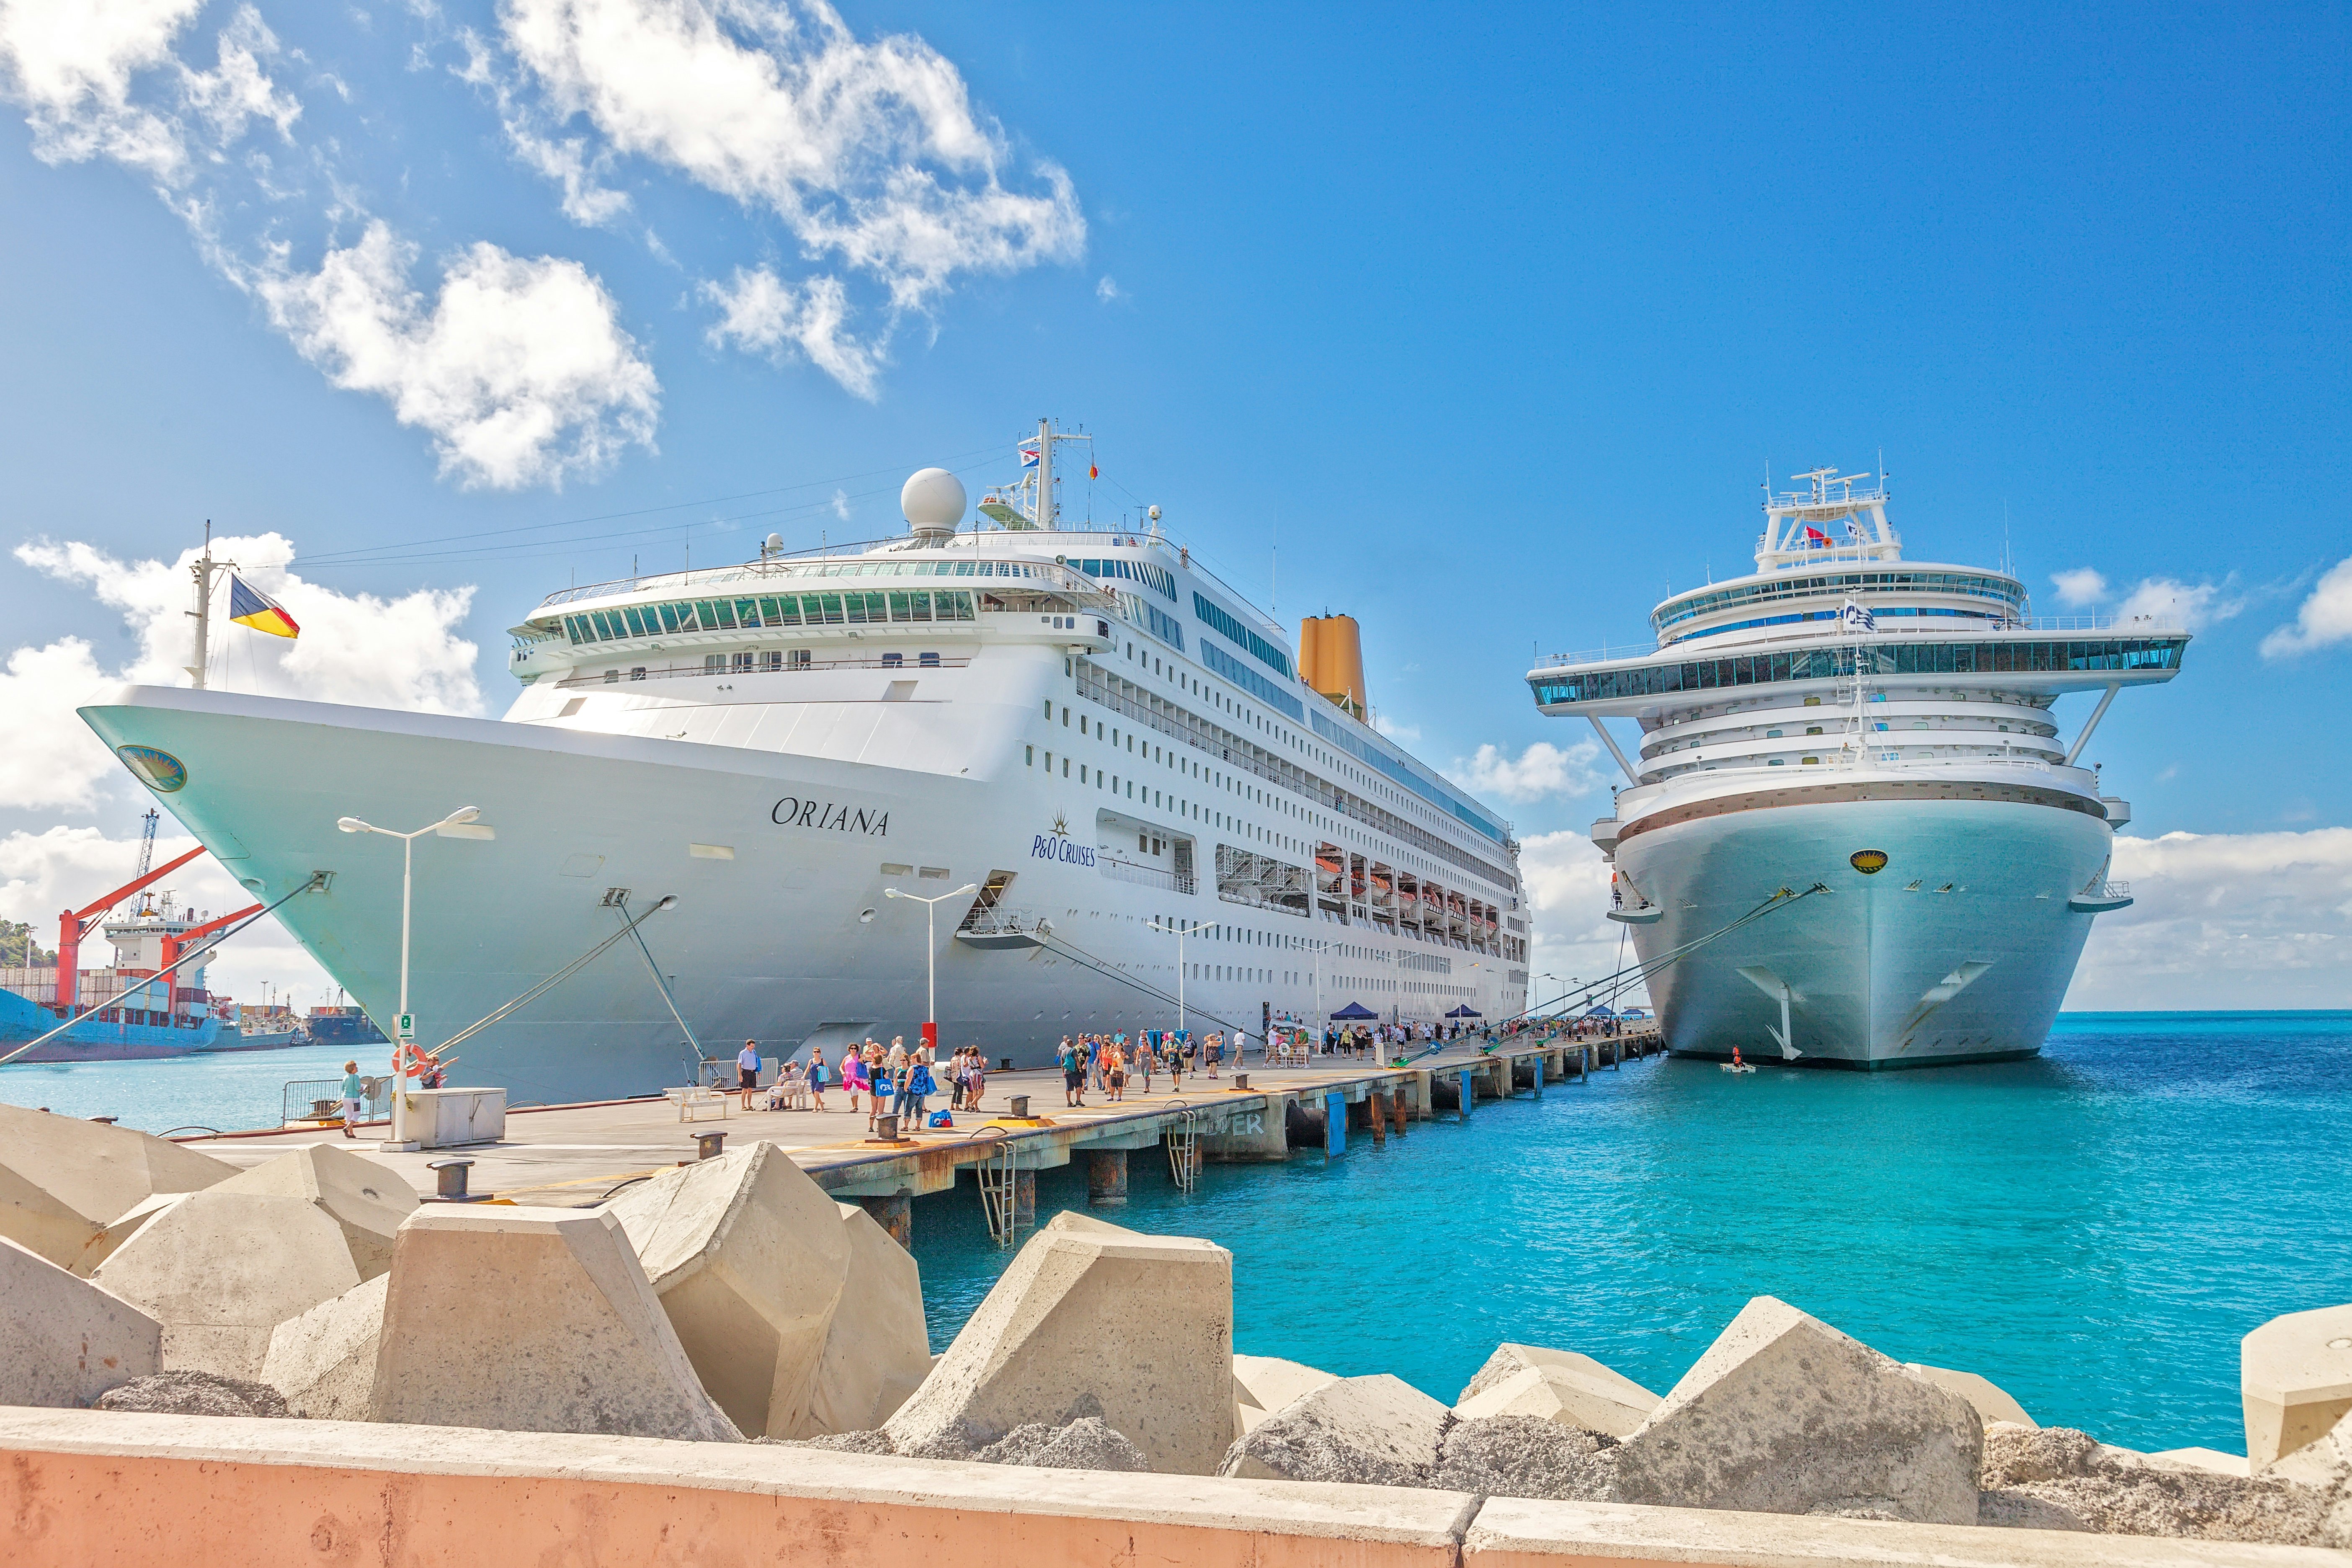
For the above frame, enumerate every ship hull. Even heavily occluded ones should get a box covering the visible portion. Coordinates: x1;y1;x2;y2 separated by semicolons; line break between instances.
80;685;1511;1104
1614;794;2109;1068
0;986;219;1062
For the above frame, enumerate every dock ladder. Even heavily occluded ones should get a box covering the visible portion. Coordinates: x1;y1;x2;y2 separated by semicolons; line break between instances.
1164;1101;1202;1194
974;1129;1028;1248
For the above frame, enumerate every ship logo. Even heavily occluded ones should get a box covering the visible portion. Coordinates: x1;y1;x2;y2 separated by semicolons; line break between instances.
1849;849;1889;875
1050;812;1070;838
116;745;187;794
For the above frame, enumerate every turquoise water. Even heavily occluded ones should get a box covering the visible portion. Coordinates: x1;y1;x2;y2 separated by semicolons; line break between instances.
906;1012;2351;1455
10;1014;2345;1453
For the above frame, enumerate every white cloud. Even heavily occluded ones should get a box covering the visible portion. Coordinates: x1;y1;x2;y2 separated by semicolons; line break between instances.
1447;739;1605;804
2050;567;2107;606
828;486;851;521
250;220;659;489
2070;828;2352;1009
1095;274;1120;302
1369;714;1420;746
1518;829;1643;1008
2259;556;2352;660
0;825;332;1015
510;123;632;225
16;530;483;732
0;639;121;812
701;264;881;398
500;0;1083;386
2112;576;2241;632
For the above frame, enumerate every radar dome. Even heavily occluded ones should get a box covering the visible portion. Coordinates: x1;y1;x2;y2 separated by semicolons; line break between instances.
901;468;967;532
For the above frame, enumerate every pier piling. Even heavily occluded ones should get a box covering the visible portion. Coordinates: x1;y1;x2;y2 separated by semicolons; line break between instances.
1083;1148;1129;1207
856;1194;913;1249
1367;1091;1389;1145
1323;1091;1346;1156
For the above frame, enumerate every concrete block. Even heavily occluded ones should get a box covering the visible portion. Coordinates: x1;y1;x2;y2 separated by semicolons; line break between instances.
260;1274;388;1421
1903;1360;2038;1428
1978;1421;2347;1545
214;1144;418;1279
607;1143;850;1439
0;1234;160;1408
1233;1353;1341;1434
2267;1407;2351;1490
887;1212;1233;1474
368;1204;739;1442
0;1102;235;1268
91;1370;287;1417
975;1414;1151;1471
802;1203;933;1436
1455;1344;1660;1437
1607;1296;1982;1525
90;1191;361;1379
2147;1447;2252;1478
2242;1303;2352;1471
1436;1415;1618;1501
1219;1372;1451;1487
65;1191;181;1277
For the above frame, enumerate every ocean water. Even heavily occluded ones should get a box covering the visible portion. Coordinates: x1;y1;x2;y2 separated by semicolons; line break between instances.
905;1012;2351;1455
8;1014;2345;1453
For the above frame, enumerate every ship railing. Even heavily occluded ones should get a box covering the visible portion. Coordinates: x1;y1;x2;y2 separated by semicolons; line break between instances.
1533;613;2193;671
957;905;1055;938
1097;857;1197;895
2095;880;2132;900
536;547;1117;609
552;653;973;688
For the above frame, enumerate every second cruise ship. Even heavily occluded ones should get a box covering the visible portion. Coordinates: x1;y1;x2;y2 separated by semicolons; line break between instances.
1526;468;2186;1068
78;424;1528;1102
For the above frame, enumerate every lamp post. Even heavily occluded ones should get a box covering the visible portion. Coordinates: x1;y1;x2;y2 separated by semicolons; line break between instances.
337;806;492;1150
884;883;977;1054
1147;918;1213;1036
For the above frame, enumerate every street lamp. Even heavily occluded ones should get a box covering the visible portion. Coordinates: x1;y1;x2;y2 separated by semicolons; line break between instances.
883;883;977;1054
338;805;492;1150
1147;918;1214;1037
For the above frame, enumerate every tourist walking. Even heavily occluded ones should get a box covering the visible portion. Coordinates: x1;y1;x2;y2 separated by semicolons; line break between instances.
1058;1036;1086;1107
1205;1031;1222;1079
1105;1039;1127;1102
906;1053;935;1123
843;1044;867;1118
807;1049;828;1111
736;1039;763;1109
340;1060;364;1138
1132;1036;1153;1094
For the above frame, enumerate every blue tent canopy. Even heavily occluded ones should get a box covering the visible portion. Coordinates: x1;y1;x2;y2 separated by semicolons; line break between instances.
1444;1004;1483;1018
1583;1004;1617;1019
1328;1002;1378;1021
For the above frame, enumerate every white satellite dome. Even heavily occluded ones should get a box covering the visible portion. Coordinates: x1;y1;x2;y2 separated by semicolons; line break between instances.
901;468;966;533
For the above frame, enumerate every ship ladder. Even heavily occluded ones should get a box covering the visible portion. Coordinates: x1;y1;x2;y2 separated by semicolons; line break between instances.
975;1130;1027;1248
1163;1102;1202;1194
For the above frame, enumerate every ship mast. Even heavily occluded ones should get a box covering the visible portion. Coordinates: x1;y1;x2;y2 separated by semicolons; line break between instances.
184;521;233;690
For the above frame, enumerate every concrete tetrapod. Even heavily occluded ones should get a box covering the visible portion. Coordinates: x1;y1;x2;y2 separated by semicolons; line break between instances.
2242;1303;2352;1472
0;1235;160;1408
260;1274;388;1421
0;1102;235;1268
212;1144;418;1279
1233;1354;1341;1435
1454;1344;1661;1437
90;1191;361;1379
1219;1373;1452;1486
1903;1360;2040;1428
1607;1295;1983;1525
886;1212;1233;1474
606;1144;852;1438
799;1202;931;1437
368;1204;740;1442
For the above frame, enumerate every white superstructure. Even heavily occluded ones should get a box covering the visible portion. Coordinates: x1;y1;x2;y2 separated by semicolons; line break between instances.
80;424;1527;1101
1527;468;2186;1068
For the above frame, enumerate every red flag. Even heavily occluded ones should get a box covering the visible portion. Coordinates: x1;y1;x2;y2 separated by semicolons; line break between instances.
1088;464;1099;479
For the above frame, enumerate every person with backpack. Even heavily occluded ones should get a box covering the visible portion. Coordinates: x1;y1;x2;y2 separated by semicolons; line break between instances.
1058;1036;1085;1107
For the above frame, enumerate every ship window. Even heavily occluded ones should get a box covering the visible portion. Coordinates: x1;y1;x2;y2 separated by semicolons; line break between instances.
1769;758;1785;765
712;600;737;630
705;654;725;673
1803;696;1822;707
624;607;648;635
695;601;720;631
1026;745;1034;766
882;652;904;668
789;649;811;669
759;651;781;671
817;593;844;624
733;651;755;673
919;651;940;667
1913;721;1929;730
1805;725;1823;735
1063;758;1070;777
1802;756;1819;764
1766;728;1782;738
735;598;761;627
910;590;934;620
630;666;647;681
888;591;911;620
656;604;678;632
843;593;868;624
758;596;784;624
604;669;619;683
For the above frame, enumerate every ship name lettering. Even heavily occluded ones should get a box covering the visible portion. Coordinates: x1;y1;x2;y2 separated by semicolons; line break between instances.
771;797;889;837
1031;834;1096;867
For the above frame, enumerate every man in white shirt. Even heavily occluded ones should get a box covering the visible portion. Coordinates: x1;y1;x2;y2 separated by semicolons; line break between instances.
736;1039;763;1109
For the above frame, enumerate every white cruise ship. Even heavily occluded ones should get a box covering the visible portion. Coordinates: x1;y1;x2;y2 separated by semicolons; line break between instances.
79;424;1528;1102
1526;468;2186;1068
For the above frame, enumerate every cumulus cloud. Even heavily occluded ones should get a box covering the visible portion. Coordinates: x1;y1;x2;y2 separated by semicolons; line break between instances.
1517;829;1643;1007
0;824;332;1012
1096;275;1121;302
499;0;1084;390
2259;556;2352;660
249;221;659;489
2072;828;2352;1009
18;531;483;718
701;264;881;398
2050;567;2107;606
1447;738;1605;804
2112;576;2242;631
0;639;121;812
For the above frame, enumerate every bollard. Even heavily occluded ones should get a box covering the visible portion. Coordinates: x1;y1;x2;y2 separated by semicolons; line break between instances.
999;1057;1014;1071
873;1112;901;1142
1007;1094;1032;1120
1233;1072;1250;1090
425;1158;490;1202
694;1130;727;1161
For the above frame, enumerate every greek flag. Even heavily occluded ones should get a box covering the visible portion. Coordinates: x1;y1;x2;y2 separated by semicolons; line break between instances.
1841;598;1876;634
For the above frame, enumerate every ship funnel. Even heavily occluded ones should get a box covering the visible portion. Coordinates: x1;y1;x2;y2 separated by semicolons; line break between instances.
901;468;967;544
1300;613;1367;718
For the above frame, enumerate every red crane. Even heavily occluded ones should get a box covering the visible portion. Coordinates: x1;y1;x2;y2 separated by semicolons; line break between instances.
158;902;265;987
53;846;207;1014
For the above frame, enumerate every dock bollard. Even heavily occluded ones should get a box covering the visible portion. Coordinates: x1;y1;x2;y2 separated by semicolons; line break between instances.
1007;1094;1032;1119
873;1113;901;1142
1233;1073;1250;1090
425;1158;490;1202
694;1130;727;1161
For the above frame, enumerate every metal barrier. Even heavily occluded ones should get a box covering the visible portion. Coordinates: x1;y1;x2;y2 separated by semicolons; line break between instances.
283;1075;388;1126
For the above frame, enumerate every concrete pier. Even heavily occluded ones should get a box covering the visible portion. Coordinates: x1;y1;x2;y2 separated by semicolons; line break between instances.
856;1194;913;1248
168;1031;1665;1212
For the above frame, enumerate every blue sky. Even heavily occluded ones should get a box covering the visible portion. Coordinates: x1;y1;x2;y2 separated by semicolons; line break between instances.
0;0;2345;1011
